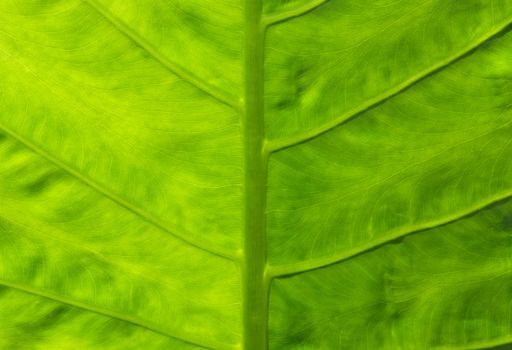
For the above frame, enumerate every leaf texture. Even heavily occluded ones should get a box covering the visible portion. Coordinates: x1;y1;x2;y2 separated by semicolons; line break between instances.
1;0;512;349
267;27;512;267
269;199;512;349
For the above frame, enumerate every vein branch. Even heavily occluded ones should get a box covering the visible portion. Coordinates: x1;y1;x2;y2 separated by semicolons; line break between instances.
0;279;236;350
262;0;328;27
0;124;238;261
268;191;512;278
83;0;239;110
266;19;512;153
436;335;512;350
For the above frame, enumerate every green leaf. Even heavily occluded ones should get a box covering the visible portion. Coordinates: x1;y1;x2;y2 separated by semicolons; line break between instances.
0;0;511;349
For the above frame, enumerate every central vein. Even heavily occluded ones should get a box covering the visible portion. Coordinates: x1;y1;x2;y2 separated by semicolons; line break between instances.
241;0;268;349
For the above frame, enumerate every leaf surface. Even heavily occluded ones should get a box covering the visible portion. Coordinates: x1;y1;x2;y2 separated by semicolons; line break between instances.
1;0;512;349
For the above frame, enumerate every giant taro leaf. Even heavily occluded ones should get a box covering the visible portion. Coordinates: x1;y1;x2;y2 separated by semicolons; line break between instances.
0;0;512;349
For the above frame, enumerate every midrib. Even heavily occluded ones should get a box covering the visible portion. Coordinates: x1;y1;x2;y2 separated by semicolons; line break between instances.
241;0;269;349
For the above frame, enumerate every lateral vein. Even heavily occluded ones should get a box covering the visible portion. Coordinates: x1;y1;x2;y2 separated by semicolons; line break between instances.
0;279;235;350
82;0;240;110
266;19;512;153
435;335;512;350
268;190;512;278
0;124;238;262
262;0;328;27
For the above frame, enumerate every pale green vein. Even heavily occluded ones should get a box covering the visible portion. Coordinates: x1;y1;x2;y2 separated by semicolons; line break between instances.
0;279;234;350
265;17;512;153
241;1;269;350
436;336;512;350
262;0;328;27
0;211;190;294
267;190;512;278
82;0;240;110
0;125;238;262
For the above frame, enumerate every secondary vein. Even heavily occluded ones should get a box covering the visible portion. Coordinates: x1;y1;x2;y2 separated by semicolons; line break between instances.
266;18;512;153
436;334;512;350
268;190;512;278
83;0;240;110
262;0;328;27
0;124;238;261
0;279;236;350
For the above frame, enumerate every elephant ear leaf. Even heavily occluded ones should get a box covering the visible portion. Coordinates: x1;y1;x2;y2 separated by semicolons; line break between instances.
1;0;512;350
0;0;243;349
265;1;512;349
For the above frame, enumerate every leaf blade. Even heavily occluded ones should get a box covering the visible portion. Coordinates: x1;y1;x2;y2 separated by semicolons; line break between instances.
90;0;243;98
0;0;243;254
264;0;512;140
269;198;512;349
0;133;241;348
266;28;512;266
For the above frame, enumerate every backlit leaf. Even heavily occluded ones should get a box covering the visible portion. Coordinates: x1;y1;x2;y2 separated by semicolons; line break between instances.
0;0;511;349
